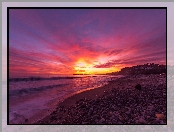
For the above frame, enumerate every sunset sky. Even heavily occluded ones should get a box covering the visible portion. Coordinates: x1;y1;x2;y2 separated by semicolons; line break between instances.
9;8;166;77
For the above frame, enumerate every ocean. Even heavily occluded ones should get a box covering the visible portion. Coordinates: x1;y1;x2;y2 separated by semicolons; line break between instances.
9;75;123;124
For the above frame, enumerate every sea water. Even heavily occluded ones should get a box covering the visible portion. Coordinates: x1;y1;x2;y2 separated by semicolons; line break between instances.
9;75;123;124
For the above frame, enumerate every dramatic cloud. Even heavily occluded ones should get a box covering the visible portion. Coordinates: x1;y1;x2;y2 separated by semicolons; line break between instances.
9;9;166;77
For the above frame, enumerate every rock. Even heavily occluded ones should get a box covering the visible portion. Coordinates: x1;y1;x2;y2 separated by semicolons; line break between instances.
146;110;154;116
89;108;93;111
94;115;100;119
122;114;128;121
147;105;155;111
95;119;98;123
109;111;113;115
156;114;165;120
146;116;150;119
118;121;122;124
135;120;139;124
110;115;116;120
121;108;126;113
112;119;117;123
80;104;86;108
118;116;123;121
155;118;160;123
100;118;105;123
138;117;145;123
125;110;131;115
82;122;88;124
135;84;141;90
111;106;116;111
160;120;165;124
93;111;97;114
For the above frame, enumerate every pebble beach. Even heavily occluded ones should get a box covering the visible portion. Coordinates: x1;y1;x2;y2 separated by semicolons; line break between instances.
36;74;166;124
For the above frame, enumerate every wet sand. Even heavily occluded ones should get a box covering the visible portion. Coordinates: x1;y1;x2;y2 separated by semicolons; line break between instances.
35;74;166;124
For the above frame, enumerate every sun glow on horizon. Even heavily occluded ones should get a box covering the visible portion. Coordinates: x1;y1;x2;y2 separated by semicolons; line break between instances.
73;59;119;74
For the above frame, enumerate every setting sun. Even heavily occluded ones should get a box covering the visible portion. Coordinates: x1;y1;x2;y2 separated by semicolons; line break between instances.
73;59;118;74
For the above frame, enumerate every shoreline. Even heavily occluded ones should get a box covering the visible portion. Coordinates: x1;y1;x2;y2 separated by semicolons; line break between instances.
35;74;166;124
9;75;119;124
30;78;118;124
